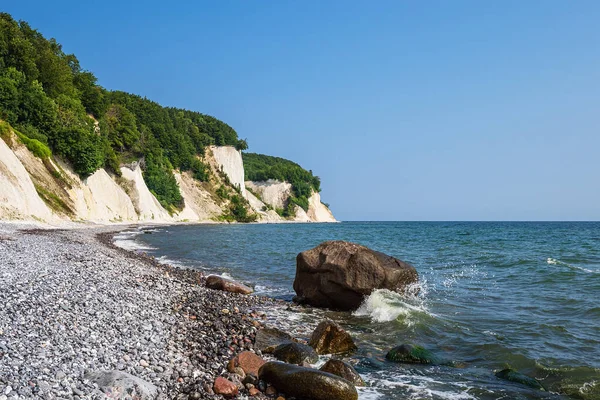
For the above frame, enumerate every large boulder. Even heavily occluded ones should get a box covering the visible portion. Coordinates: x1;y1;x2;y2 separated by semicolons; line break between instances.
273;342;318;365
85;370;157;399
259;361;358;400
294;241;418;310
320;359;365;386
205;275;253;295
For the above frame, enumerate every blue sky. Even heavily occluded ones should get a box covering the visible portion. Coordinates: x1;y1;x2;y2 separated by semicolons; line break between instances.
4;1;600;220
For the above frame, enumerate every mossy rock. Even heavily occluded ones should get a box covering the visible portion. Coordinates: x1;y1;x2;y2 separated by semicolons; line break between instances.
385;344;438;364
495;368;545;391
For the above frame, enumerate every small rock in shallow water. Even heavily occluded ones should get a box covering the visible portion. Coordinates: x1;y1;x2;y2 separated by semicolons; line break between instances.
386;344;437;364
254;327;294;353
495;368;545;390
309;320;357;355
273;342;318;365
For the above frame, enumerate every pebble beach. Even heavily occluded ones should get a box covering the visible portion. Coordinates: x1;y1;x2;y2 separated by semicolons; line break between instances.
0;223;283;400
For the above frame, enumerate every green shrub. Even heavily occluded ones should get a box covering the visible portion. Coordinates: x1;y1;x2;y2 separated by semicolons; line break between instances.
15;130;52;158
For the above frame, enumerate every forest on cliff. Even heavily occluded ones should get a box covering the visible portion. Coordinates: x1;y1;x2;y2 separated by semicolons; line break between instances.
0;13;323;213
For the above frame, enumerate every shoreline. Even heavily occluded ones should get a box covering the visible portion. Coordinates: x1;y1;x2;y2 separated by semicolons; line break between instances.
0;222;288;399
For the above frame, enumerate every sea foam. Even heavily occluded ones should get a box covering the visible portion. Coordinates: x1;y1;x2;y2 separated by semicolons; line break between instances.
353;288;431;324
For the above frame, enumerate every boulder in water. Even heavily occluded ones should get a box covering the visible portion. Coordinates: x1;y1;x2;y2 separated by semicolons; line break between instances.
205;275;253;295
309;320;357;355
495;368;545;391
273;342;318;364
386;344;437;364
259;361;358;400
319;359;365;386
293;241;418;310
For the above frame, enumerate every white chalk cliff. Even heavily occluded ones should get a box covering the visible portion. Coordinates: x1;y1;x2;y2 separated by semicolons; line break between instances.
244;179;336;223
210;146;246;197
0;130;335;224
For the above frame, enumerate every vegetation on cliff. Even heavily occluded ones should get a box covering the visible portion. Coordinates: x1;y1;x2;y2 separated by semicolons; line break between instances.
0;13;246;210
0;13;329;220
243;152;321;213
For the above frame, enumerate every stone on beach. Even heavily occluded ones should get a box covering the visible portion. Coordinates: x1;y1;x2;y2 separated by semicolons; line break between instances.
227;351;266;376
0;225;278;399
254;327;295;353
309;320;357;355
293;240;418;310
85;370;157;399
213;376;239;397
205;274;254;295
273;342;319;365
259;361;358;400
319;359;365;386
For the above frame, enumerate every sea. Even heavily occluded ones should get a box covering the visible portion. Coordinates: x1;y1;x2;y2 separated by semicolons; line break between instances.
114;221;600;400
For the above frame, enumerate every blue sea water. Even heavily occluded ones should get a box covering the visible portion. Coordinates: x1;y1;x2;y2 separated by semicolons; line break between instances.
116;221;600;400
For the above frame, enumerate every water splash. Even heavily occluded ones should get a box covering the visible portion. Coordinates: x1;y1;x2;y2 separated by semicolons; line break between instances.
353;289;432;324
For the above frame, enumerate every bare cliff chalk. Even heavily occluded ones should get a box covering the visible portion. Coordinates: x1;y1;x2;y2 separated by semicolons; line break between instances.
245;180;292;210
209;145;246;197
173;171;223;222
246;179;336;223
0;136;54;221
120;164;173;222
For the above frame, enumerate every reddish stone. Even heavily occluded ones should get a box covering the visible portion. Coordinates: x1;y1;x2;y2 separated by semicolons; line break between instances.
227;351;266;376
213;377;238;397
265;385;277;395
249;387;260;396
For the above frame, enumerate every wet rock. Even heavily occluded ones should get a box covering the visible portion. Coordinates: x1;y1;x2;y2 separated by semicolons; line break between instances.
227;351;266;376
85;370;157;399
385;344;437;364
213;376;239;397
319;359;364;386
294;241;418;310
259;361;358;400
273;342;318;365
309;320;357;355
205;275;253;295
254;327;294;353
495;368;545;390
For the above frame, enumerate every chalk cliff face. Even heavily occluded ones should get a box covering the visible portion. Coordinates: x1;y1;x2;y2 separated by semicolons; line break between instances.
0;136;54;222
245;179;336;223
306;191;336;223
245;180;292;210
209;146;246;197
119;164;173;222
0;128;335;224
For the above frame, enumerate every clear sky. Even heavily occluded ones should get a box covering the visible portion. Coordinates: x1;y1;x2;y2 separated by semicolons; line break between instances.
4;1;599;220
